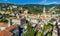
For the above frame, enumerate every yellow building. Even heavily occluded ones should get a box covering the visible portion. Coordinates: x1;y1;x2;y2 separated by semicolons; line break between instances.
6;11;11;14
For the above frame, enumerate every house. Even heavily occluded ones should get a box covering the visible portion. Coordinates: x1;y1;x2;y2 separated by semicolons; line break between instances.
39;14;52;24
6;24;19;36
5;11;11;14
0;23;8;31
24;10;28;14
8;17;27;26
35;25;42;31
12;6;17;8
52;26;58;36
0;30;12;36
30;18;38;24
0;11;5;14
27;14;39;24
58;20;60;25
2;8;6;11
10;13;15;16
39;21;44;28
18;7;23;10
0;23;19;36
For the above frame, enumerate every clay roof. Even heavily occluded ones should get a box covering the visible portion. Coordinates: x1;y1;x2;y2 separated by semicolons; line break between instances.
6;24;18;31
0;23;18;36
0;23;8;27
0;30;12;36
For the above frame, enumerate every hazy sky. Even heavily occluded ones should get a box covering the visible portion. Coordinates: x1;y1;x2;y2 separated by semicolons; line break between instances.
0;0;60;5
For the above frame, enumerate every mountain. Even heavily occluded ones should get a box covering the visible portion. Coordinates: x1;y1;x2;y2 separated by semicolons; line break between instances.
0;3;60;14
0;3;60;7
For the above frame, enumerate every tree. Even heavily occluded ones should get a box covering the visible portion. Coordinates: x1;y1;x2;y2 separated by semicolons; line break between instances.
0;19;8;23
24;23;35;36
49;18;56;23
36;32;44;36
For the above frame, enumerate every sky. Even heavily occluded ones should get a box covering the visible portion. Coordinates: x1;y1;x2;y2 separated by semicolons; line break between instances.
0;0;60;5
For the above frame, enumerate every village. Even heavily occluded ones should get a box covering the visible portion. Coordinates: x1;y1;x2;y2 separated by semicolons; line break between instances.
0;4;59;36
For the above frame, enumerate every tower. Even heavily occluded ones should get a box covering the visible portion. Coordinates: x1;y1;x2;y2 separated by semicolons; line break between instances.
43;0;46;17
43;6;46;17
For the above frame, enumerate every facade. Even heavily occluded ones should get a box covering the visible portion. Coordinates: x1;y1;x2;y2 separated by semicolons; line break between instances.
57;20;60;36
8;17;27;26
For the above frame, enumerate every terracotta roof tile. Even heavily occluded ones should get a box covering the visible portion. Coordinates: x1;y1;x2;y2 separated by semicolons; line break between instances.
6;24;18;31
0;30;12;36
0;23;8;27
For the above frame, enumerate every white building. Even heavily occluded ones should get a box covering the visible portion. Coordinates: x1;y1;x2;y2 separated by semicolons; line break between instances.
8;17;27;27
12;6;17;8
30;18;38;24
0;23;8;31
0;26;6;31
0;11;5;14
52;26;58;36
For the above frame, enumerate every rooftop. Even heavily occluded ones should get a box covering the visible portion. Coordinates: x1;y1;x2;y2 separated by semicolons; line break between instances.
0;23;8;28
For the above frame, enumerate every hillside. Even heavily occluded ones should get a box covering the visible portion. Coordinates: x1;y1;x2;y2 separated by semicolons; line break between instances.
0;3;60;14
